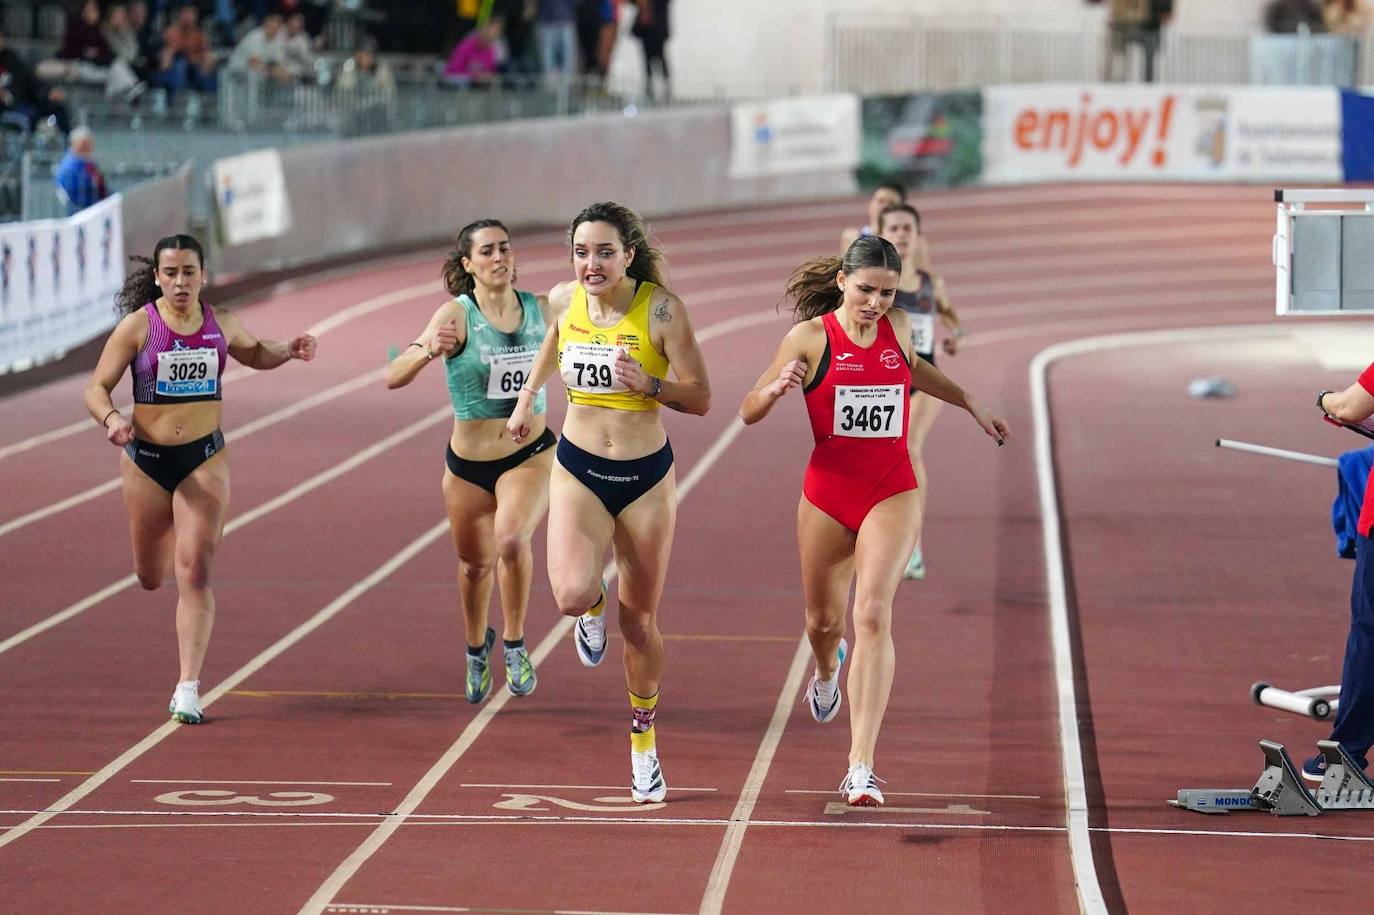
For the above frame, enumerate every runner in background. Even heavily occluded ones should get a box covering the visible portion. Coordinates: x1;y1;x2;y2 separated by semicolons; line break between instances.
879;202;966;580
840;180;933;270
387;219;554;704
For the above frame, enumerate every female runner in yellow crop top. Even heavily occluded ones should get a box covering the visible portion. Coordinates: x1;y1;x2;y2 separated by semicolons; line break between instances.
507;201;711;804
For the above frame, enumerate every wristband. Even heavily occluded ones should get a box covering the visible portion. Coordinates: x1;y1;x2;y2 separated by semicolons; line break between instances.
101;408;119;428
647;375;662;398
1319;390;1336;416
519;385;537;396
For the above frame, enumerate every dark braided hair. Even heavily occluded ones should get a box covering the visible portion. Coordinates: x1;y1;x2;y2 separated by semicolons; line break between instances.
114;234;204;316
785;235;902;323
568;202;667;289
441;219;510;298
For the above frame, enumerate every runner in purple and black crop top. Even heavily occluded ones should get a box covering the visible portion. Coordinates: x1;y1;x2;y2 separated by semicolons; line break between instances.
84;234;317;726
129;300;228;405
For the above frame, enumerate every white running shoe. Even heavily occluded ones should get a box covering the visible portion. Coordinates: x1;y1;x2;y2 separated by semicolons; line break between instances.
168;680;203;724
630;747;667;803
803;638;847;723
839;762;885;807
574;581;609;668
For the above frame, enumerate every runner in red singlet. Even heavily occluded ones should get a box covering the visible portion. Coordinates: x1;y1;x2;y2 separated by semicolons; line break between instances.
739;235;1008;806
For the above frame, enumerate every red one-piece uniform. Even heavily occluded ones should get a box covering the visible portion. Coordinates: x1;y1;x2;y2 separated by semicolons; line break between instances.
801;310;917;532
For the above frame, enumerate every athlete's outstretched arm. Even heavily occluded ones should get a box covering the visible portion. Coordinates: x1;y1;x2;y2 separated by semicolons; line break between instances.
739;321;818;426
83;312;144;446
616;289;710;415
386;299;464;389
507;282;570;442
219;308;316;370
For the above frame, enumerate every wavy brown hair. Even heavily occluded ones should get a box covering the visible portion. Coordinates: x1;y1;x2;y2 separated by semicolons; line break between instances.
568;201;667;289
785;235;901;323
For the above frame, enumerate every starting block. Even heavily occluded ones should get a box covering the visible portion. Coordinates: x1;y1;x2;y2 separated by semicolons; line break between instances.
1170;739;1374;816
1251;681;1339;720
1315;739;1374;809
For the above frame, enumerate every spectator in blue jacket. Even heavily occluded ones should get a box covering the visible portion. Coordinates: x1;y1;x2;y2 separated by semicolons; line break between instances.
56;127;110;214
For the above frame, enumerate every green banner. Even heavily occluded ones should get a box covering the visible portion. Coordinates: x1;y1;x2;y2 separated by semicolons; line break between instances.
858;91;983;190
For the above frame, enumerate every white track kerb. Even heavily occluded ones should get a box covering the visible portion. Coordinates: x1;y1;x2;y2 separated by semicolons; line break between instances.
1031;322;1307;915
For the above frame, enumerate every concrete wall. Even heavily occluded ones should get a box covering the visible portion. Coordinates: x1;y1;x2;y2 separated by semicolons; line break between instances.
213;105;855;278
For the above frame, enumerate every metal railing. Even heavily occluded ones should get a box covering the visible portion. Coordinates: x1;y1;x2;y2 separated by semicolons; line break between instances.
824;14;1373;92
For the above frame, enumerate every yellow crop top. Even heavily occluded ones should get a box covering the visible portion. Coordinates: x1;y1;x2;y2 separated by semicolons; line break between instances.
557;281;671;412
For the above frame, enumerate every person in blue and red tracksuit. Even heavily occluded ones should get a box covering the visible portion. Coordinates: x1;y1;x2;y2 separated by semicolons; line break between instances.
739;235;1008;806
1308;372;1374;782
84;234;316;726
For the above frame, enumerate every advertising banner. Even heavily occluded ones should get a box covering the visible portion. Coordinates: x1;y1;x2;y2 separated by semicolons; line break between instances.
729;94;861;178
858;91;983;190
0;194;125;374
982;84;1341;184
213;148;292;246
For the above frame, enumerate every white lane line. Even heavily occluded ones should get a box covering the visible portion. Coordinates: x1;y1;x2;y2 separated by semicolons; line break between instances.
1030;321;1322;915
783;789;1041;800
699;636;811;915
325;901;687;906
322;901;687;906
19;815;1374;845
0;517;453;850
0;366;388;538
129;780;392;787
300;419;749;915
459;784;716;792
0;405;451;656
1;806;1070;832
0;778;60;783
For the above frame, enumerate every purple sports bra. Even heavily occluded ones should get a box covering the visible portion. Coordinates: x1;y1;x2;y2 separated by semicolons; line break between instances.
130;302;228;404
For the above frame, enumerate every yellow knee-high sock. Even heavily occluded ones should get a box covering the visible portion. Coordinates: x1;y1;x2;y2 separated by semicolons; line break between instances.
587;584;606;617
630;689;658;753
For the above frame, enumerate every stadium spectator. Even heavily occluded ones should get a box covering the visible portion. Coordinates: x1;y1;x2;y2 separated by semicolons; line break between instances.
281;11;319;80
105;3;153;82
41;0;115;86
628;0;670;102
156;3;218;97
335;38;394;96
537;0;577;93
0;23;72;135
495;0;538;85
1102;0;1173;83
576;0;617;85
1265;0;1327;32
443;17;506;87
55;125;109;214
227;10;289;82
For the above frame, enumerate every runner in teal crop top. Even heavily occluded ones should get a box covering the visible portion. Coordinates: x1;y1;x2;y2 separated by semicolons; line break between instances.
384;219;557;707
445;290;547;420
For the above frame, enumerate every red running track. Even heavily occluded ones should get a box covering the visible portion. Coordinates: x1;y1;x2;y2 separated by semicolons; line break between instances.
1;184;1363;914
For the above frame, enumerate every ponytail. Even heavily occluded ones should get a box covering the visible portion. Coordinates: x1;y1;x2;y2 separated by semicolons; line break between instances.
115;234;205;316
785;235;901;323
